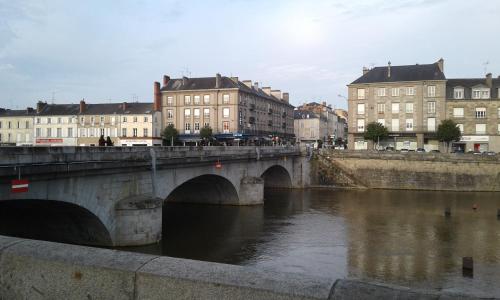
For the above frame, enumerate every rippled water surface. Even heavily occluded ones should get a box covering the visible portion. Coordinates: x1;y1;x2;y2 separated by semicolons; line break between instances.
125;189;500;297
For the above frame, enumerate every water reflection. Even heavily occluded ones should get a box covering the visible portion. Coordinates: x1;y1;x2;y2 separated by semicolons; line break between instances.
122;189;500;297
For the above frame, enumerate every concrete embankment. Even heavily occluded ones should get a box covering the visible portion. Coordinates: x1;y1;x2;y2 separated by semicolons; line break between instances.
313;150;500;191
0;235;493;299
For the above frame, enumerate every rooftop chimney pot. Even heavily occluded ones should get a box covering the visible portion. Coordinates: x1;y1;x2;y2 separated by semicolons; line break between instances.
154;81;161;111
163;75;170;87
215;73;222;88
437;58;444;72
486;73;493;88
79;99;86;113
387;61;391;78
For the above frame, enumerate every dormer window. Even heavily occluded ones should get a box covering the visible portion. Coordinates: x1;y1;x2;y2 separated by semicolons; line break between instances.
453;87;464;99
472;87;490;99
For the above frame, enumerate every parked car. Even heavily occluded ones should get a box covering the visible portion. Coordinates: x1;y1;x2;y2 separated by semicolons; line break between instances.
400;148;409;153
451;149;464;154
430;149;441;153
385;146;395;151
416;148;426;153
482;151;496;156
467;150;482;155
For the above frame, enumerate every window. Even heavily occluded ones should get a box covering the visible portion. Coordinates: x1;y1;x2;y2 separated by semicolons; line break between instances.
391;88;399;97
427;85;436;97
377;88;386;97
223;108;230;118
184;108;191;117
25;121;29;129
405;87;415;96
194;108;200;118
133;128;138;137
204;108;210;118
377;119;385;126
454;88;464;99
377;103;385;113
457;124;464;133
473;88;490;99
123;117;127;122
100;128;105;136
90;117;94;125
405;119;413;131
475;107;486;118
391;119;399;131
391;103;399;113
357;119;365;132
476;124;486;134
427;118;436;131
144;116;148;122
223;121;230;133
204;122;210;128
223;94;230;104
167;109;173;119
428;101;436;114
122;128;127;137
194;95;200;104
47;118;51;124
453;107;464;117
68;128;73;138
133;116;137;122
184;95;191;105
203;95;210;104
0;121;2;129
482;90;490;99
56;128;62;137
498;108;500;118
143;128;148;137
185;123;191;133
36;128;41;138
405;103;414;113
194;122;200;133
357;89;365;100
36;118;41;124
357;103;365;114
47;128;52;137
167;96;173;105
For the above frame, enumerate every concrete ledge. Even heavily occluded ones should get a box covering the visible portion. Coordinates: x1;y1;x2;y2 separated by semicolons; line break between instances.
0;236;496;299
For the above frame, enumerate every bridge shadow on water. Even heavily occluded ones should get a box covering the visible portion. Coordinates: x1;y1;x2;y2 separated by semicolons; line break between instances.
0;199;112;246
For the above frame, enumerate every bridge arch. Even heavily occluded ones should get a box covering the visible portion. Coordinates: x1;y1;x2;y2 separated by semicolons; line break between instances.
261;165;292;189
0;199;112;246
166;174;240;205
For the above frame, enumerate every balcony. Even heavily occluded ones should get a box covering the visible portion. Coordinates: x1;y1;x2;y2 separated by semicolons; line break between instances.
249;104;255;111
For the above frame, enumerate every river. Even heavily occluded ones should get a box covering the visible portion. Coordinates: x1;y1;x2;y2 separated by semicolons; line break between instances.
119;189;500;297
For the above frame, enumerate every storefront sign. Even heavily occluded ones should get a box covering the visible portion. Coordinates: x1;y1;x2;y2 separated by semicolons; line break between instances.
460;136;489;142
35;138;63;144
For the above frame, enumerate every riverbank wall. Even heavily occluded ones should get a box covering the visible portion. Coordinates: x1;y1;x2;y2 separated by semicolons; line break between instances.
312;150;500;191
0;235;492;299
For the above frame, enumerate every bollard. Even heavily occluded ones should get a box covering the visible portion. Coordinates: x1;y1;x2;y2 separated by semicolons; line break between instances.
444;207;451;217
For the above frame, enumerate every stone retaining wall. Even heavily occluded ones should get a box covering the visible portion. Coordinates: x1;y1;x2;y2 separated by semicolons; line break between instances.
314;150;500;191
0;236;492;299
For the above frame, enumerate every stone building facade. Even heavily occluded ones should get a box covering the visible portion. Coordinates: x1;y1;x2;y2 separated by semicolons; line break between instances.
347;59;446;150
156;74;294;144
0;107;36;146
294;110;327;145
294;102;346;144
446;74;500;152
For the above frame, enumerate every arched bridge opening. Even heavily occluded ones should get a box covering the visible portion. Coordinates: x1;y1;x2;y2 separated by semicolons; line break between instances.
166;174;240;205
0;199;112;246
261;165;292;189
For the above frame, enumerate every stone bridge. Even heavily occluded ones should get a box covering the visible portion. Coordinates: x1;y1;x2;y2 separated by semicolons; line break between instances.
0;146;308;247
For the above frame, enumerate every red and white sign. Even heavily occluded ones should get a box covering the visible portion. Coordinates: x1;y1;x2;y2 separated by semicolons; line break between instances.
36;138;63;144
11;179;29;193
215;161;222;169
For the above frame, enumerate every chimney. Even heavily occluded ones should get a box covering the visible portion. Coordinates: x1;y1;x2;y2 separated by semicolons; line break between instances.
79;100;86;113
163;75;170;87
215;73;222;88
253;82;259;90
36;101;47;113
262;87;272;95
271;90;281;99
26;107;34;113
182;76;189;86
437;58;444;72
282;92;289;103
362;67;369;75
387;61;391;78
154;81;161;111
322;101;327;107
486;73;492;88
122;102;127;111
242;80;252;88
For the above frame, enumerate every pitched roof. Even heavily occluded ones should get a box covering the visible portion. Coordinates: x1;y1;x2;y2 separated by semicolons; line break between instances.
446;78;500;99
37;104;80;116
161;76;294;107
36;102;154;116
0;108;36;117
351;63;446;84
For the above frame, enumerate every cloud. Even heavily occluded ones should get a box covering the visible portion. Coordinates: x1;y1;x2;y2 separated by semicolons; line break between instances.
0;63;14;71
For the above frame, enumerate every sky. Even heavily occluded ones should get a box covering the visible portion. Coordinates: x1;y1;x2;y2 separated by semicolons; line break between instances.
0;0;499;110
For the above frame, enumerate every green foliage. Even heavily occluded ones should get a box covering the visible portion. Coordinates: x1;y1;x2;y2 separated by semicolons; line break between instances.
199;125;213;140
437;119;461;152
161;124;178;146
363;122;389;142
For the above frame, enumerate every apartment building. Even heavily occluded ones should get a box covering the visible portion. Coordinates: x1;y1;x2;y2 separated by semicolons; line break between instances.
156;74;294;144
34;102;79;146
294;102;346;144
446;74;500;152
347;59;446;150
0;107;36;146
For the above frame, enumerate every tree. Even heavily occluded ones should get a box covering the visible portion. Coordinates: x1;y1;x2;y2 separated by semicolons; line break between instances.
199;125;213;146
436;119;461;153
162;124;178;146
364;122;389;149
